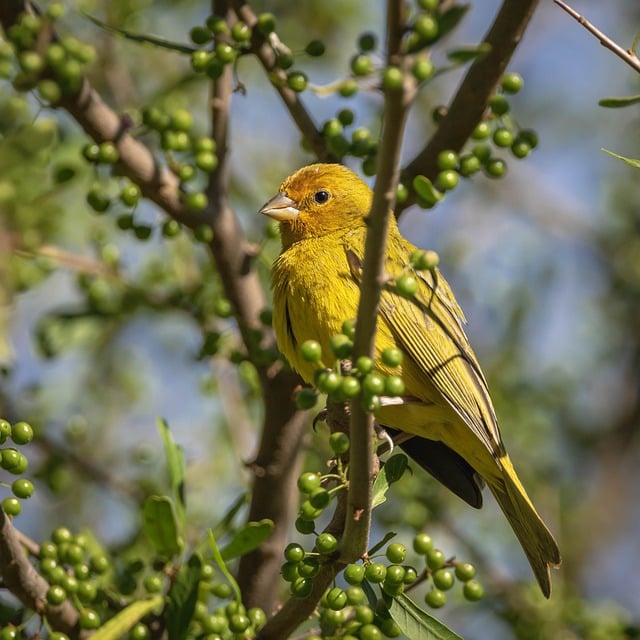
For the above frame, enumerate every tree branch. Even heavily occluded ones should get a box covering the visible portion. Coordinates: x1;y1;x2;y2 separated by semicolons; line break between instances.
0;512;86;638
398;0;540;213
229;0;335;163
554;0;640;74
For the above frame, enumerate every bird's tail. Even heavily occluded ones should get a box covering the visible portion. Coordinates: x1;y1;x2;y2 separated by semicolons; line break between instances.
487;455;561;598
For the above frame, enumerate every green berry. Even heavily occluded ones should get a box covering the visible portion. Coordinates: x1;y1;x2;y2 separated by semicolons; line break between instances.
284;543;305;563
351;54;373;76
395;274;418;298
359;623;383;640
426;548;446;570
195;151;218;172
379;617;402;637
437;150;458;170
459;153;482;176
256;12;276;35
344;563;365;585
384;375;405;396
519;128;539;148
0;419;11;443
340;376;360;399
385;542;407;564
364;562;386;583
286;70;307;92
143;575;163;593
189;26;211;45
290;577;313;598
184;191;208;212
231;22;251;42
191;50;211;72
306;491;330;513
79;609;101;629
425;588;446;608
300;340;322;363
463;579;484;601
329;432;350;454
1;448;21;471
358;32;377;52
52;527;73;545
248;607;267;630
281;561;299;582
323;118;343;138
215;43;237;64
511;139;532;159
37;79;62;103
120;184;141;207
90;554;110;574
98;141;119;164
384;564;406;584
11;478;34;499
170;108;193;132
485;157;507;178
296;388;318;410
316;532;338;554
299;500;323;522
77;581;97;603
162;219;181;238
297;472;322;494
381;347;403;367
363;372;385;396
433;568;455;590
382;66;403;91
305;40;325;57
11;421;33;444
298;556;320;577
414;14;439;40
47;584;67;606
471;121;492;140
86;186;110;213
129;623;150;640
454;561;476;581
501;72;523;94
341;318;357;339
142;107;169;131
489;94;510;116
472;143;492;163
210;581;233;598
436;169;459;191
355;356;374;375
2;497;21;516
329;334;353;359
493;127;514;148
326;586;347;610
412;57;434;82
339;79;359;97
276;52;294;70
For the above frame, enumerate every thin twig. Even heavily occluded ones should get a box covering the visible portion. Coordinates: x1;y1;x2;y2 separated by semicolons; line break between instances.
554;0;640;74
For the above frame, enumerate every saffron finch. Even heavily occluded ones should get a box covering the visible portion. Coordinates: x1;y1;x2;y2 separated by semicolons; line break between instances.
261;163;561;597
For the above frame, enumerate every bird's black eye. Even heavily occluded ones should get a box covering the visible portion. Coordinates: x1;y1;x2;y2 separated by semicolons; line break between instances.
314;190;330;204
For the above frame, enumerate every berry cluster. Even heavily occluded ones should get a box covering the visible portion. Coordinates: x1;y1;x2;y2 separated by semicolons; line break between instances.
412;533;483;608
0;418;34;517
1;5;93;100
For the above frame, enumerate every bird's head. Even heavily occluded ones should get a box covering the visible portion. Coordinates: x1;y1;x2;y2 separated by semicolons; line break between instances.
260;163;372;248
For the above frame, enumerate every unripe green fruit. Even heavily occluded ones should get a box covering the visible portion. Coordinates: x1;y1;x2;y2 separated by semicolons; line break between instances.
519;128;539;148
143;575;163;593
414;14;439;40
382;66;403;91
286;70;307;92
0;420;10;443
189;26;211;45
325;586;347;610
329;334;353;359
305;40;325;57
183;191;208;212
454;561;476;581
485;157;507;178
300;340;322;363
511;139;532;159
299;500;323;522
298;556;320;578
295;388;318;410
351;54;373;76
426;548;446;570
501;72;523;94
433;568;455;590
231;22;251;42
120;184;141;207
47;584;67;606
384;375;405;397
323;118;343;138
412;58;434;81
340;376;360;399
316;532;338;554
1;448;21;471
256;13;276;35
284;543;305;563
195;151;218;172
395;274;418;298
86;186;110;213
384;564;406;584
98;141;119;164
363;372;385;396
37;79;62;103
344;563;365;585
359;623;383;640
248;607;267;630
425;588;446;608
2;497;21;516
79;609;101;629
216;43;237;64
170;108;193;132
364;562;386;583
129;623;150;640
337;108;354;126
358;32;377;52
11;421;33;444
437;150;458;170
489;94;510;116
210;581;233;598
381;347;403;367
339;80;358;97
12;478;34;499
436;169;459;191
290;577;313;598
471;121;491;140
385;542;407;564
191;50;210;72
459;153;482;176
297;471;322;494
493;128;514;148
463;579;484;600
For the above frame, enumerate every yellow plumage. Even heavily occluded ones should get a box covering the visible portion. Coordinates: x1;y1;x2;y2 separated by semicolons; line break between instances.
261;163;561;597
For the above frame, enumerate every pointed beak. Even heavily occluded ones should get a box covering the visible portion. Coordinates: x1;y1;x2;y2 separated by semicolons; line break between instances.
259;193;300;221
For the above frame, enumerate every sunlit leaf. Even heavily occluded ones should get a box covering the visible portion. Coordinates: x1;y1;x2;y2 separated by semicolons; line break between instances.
142;495;184;557
89;596;163;640
602;148;640;168
385;592;463;640
220;519;274;560
167;553;203;640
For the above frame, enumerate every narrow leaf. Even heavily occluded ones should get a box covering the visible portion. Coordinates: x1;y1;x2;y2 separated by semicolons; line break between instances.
167;553;203;640
385;592;463;640
602;148;640;168
157;418;186;525
447;43;492;64
598;94;640;108
438;4;470;39
84;13;197;53
372;454;409;508
90;596;164;640
208;529;242;602
142;495;184;557
220;519;274;560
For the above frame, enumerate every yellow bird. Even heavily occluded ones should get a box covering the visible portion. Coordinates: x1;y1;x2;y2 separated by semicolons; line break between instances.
260;163;561;597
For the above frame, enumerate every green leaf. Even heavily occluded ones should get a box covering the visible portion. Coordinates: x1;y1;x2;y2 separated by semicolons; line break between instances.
157;418;186;527
438;4;470;40
598;94;640;108
220;519;274;560
413;175;443;206
212;492;251;538
208;529;242;602
84;13;197;53
372;454;409;508
167;553;203;640
602;148;640;169
384;592;463;640
88;596;163;640
447;43;492;64
142;495;184;557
